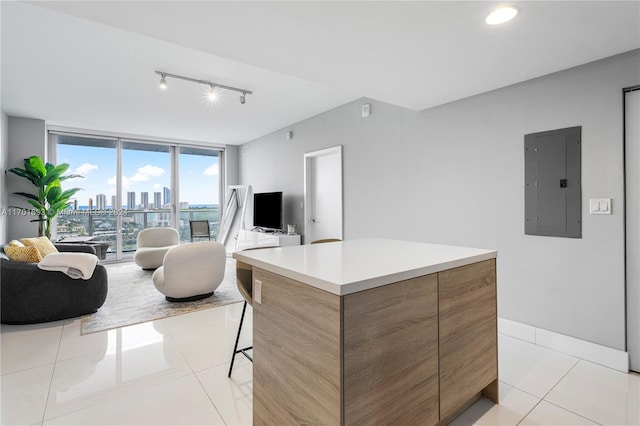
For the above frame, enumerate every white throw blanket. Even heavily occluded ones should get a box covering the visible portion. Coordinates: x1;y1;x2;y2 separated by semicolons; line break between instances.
37;252;98;280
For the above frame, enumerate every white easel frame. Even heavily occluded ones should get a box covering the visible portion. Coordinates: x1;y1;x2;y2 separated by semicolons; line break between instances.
218;185;251;253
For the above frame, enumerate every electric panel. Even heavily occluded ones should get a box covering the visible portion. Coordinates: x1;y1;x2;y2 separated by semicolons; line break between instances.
525;126;581;238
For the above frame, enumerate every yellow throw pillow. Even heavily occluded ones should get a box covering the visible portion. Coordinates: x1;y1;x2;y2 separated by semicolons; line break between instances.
4;245;43;263
20;236;59;258
9;240;25;247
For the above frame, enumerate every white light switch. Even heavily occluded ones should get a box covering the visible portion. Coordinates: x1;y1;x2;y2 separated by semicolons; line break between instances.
254;279;262;304
590;198;612;215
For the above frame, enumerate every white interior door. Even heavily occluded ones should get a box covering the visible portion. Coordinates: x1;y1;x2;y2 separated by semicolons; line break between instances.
626;88;640;373
304;146;343;243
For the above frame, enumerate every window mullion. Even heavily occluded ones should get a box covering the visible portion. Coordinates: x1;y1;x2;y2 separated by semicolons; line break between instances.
116;138;123;260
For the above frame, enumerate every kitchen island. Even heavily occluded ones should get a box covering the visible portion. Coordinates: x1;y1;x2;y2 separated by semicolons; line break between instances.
233;239;498;425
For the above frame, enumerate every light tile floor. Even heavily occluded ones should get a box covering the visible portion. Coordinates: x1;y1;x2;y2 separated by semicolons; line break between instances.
1;303;638;425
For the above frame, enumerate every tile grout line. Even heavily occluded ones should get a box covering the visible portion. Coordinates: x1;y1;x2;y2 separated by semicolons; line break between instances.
39;373;199;424
39;324;65;425
3;307;245;425
193;370;229;425
190;303;251;425
515;399;543;426
164;331;203;375
536;359;604;425
500;335;588;426
512;358;587;426
540;358;580;400
169;304;252;425
37;322;191;424
542;400;604;425
497;380;545;402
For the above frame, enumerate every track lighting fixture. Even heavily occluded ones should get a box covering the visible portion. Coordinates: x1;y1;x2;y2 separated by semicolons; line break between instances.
155;70;252;104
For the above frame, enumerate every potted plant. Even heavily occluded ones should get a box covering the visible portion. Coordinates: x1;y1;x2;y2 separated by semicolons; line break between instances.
9;156;83;239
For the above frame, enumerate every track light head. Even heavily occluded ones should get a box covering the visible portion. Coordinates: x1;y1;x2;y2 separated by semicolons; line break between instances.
159;75;168;90
239;93;246;104
207;85;217;101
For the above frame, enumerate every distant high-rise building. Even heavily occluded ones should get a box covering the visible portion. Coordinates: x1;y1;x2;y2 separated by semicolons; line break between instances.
73;199;78;210
163;187;170;205
154;192;161;209
140;192;149;209
88;198;94;211
127;192;136;210
96;194;106;210
111;195;117;210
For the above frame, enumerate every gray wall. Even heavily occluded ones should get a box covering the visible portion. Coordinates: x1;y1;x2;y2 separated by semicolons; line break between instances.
239;49;640;351
6;116;46;241
0;112;8;243
225;144;239;186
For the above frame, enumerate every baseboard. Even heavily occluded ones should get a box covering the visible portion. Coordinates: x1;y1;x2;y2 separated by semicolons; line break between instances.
498;317;629;373
497;317;536;343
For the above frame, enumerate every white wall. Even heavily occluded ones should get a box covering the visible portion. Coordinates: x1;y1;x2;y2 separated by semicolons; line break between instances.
239;49;640;351
6;116;46;241
0;112;8;243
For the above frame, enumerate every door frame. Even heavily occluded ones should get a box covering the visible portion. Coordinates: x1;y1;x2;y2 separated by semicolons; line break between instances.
303;145;343;244
624;86;640;372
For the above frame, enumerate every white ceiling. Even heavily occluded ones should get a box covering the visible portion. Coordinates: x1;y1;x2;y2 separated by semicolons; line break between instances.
2;1;639;146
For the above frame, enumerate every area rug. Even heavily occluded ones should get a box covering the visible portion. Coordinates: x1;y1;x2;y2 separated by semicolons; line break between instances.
81;258;242;335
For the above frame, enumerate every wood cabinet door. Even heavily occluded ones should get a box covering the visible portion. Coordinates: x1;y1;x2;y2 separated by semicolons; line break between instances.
252;268;341;425
343;274;439;425
438;259;498;421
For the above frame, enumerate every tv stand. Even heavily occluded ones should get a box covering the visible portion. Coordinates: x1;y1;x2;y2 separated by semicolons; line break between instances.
236;229;301;251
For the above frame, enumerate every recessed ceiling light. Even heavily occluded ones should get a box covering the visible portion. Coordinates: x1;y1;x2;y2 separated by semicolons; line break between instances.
485;5;519;25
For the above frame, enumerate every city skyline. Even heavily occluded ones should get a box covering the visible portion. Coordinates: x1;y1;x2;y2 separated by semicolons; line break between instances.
71;188;218;209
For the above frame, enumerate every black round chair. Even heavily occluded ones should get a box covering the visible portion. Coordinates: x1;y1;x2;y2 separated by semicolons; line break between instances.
1;246;108;324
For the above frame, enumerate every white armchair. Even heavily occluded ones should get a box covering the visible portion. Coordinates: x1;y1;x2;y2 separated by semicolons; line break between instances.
134;227;180;270
152;241;226;302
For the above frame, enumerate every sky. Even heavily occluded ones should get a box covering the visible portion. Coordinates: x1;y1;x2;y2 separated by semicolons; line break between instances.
57;144;220;207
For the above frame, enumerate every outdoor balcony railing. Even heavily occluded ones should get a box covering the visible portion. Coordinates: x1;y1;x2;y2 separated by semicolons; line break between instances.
56;208;220;256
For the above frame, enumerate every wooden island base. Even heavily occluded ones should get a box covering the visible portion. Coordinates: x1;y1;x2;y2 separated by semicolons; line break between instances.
251;259;498;425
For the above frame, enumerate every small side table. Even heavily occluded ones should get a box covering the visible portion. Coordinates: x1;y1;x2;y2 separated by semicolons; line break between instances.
55;239;110;260
86;241;109;260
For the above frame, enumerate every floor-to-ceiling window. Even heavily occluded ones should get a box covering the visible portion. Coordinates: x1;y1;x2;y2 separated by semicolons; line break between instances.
178;146;221;242
51;131;223;260
121;141;172;253
55;134;118;253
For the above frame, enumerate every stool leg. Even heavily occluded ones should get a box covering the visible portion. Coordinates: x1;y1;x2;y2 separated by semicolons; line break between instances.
228;300;248;378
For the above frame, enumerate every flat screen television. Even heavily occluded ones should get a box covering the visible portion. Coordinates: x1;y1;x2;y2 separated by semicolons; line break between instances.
253;191;283;232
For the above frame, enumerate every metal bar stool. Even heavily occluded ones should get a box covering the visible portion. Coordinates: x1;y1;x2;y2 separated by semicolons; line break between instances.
228;246;279;378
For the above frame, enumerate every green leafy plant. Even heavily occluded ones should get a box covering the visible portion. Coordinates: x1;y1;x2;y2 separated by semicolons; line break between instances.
9;156;83;239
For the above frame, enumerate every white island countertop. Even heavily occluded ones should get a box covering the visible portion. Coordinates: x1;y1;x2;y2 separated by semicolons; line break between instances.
233;239;497;295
